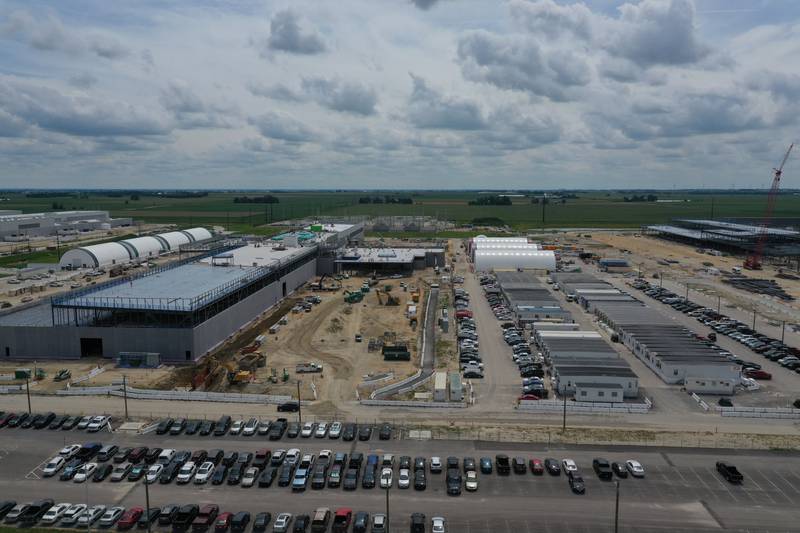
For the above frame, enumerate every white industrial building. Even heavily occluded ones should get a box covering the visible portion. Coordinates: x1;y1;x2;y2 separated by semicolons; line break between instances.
473;250;556;272
59;227;213;269
0;210;132;241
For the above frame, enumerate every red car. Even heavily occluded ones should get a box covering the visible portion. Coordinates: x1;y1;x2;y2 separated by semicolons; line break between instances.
529;458;544;475
332;508;352;533
117;507;143;530
518;394;540;401
214;512;233;533
745;369;772;380
0;412;15;428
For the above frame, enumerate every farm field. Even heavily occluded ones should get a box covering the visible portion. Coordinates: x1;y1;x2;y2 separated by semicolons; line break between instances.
1;190;800;231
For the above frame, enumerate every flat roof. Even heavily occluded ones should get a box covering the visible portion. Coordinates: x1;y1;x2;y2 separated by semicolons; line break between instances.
575;382;623;389
200;243;311;267
556;366;637;378
335;247;443;264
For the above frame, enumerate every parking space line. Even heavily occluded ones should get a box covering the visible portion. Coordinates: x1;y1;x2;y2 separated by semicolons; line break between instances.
688;467;718;501
771;470;800;496
704;466;744;503
743;474;777;504
750;470;794;504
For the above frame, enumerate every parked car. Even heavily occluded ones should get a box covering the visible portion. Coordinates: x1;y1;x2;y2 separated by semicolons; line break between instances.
568;471;586;494
626;460;645;477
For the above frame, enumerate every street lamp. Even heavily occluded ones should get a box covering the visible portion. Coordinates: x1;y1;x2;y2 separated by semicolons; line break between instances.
296;380;302;426
614;480;620;533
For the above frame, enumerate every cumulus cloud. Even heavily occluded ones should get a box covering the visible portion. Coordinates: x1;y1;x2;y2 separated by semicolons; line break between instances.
264;10;326;55
300;77;377;116
0;78;169;137
68;72;98;89
160;81;236;129
248;112;316;143
248;82;303;102
510;0;593;40
407;74;485;130
457;30;591;101
411;0;441;9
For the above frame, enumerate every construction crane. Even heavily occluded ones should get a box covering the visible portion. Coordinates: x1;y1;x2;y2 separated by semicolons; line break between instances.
744;143;794;270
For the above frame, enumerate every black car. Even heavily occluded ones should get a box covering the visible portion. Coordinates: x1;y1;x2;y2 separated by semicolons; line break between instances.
512;456;527;474
446;468;462;495
277;402;300;412
342;423;356;441
342;468;358;491
410;513;425;533
214;415;231;436
49;414;69;430
92;463;113;481
159;463;179;484
311;464;328;489
227;464;243;485
21;414;39;428
34;412;56;429
463;457;476;473
352;512;369;533
7;412;29;427
191;450;209;465
185;419;202;435
278;464;294;487
207;449;225;466
592;458;613;480
568;471;585;494
76;442;103;461
114;448;133;464
171;450;192;467
258;466;278;487
138;507;161;528
0;501;17;520
413;470;426;490
378;423;392;440
158;505;180;526
172;504;199;530
198;420;215;436
252;512;271;532
231;511;250;532
211;464;227;485
544;458;561;475
293;514;310;533
414;457;426;472
144;447;162;464
61;416;80;430
611;462;628;478
155;418;174;435
446;456;459;470
358;426;372;441
362;467;376;488
479;457;492;474
19;499;54;525
286;422;300;438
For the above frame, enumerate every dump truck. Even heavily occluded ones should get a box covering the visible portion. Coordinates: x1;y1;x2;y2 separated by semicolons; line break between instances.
296;362;323;374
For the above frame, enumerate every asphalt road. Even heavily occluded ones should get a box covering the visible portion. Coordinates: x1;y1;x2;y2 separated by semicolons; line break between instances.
2;427;800;532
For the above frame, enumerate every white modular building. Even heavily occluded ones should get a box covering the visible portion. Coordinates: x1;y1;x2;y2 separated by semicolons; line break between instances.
59;227;213;269
473;250;556;272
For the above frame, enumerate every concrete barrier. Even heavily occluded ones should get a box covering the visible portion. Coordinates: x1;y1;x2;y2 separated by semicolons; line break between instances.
517;400;651;414
57;385;296;405
360;399;467;408
0;385;23;394
369;370;422;400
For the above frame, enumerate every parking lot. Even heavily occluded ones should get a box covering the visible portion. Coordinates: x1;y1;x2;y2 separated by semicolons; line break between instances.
2;424;800;532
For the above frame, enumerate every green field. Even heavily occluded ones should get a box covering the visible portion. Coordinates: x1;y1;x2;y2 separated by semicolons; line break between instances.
1;190;798;233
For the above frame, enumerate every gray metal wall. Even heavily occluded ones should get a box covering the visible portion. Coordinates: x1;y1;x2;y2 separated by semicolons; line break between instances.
0;258;317;363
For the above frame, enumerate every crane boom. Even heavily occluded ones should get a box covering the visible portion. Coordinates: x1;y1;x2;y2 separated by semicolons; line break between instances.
744;143;794;270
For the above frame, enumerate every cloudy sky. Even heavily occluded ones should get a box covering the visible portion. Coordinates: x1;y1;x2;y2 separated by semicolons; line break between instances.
1;0;798;189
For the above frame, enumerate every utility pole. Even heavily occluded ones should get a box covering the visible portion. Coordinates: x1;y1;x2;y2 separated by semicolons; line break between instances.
542;194;547;227
781;320;786;343
659;272;663;288
296;380;302;426
144;480;152;533
25;374;32;414
614;480;620;533
752;309;756;330
385;486;390;529
685;284;689;299
717;295;721;314
562;391;567;431
122;375;129;421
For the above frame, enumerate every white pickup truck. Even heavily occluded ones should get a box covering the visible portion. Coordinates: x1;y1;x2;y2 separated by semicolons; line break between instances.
296;362;323;373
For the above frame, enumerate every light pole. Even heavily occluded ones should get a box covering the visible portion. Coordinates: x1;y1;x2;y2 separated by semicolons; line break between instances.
296;380;302;426
717;295;721;314
25;374;32;414
781;320;786;343
614;480;620;533
385;485;390;529
122;375;129;421
144;479;152;533
562;391;567;431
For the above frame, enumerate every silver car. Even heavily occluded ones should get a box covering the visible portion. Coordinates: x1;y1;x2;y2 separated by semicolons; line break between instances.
272;512;292;532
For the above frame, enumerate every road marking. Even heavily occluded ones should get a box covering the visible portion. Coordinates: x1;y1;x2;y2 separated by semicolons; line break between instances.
771;470;800;496
752;470;793;503
743;474;777;504
688;467;717;501
673;466;692;487
704;466;742;503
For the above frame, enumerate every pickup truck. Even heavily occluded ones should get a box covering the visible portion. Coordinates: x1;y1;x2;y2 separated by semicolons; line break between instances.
296;363;323;373
716;462;743;484
191;504;219;531
495;455;510;475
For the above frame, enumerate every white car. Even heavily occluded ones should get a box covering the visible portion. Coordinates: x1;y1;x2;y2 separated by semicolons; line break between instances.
86;415;109;433
73;462;97;483
60;504;88;526
241;466;259;487
430;457;442;472
41;503;71;524
59;444;82;458
315;422;328;438
380;467;393;488
398;468;410;489
194;461;215;484
319;450;332;464
98;506;125;527
110;463;132;482
328;421;342;439
76;416;93;430
176;461;197;484
145;464;163;484
273;513;293;533
300;422;315;438
43;456;66;477
242;418;258;436
626;460;645;477
562;459;578;473
76;505;106;527
157;449;176;465
465;470;478;491
300;454;316;468
229;419;244;435
257;420;271;435
432;516;446;533
285;449;301;465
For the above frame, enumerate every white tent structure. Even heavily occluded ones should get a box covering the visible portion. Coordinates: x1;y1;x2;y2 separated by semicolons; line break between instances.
473;250;556;272
59;227;213;269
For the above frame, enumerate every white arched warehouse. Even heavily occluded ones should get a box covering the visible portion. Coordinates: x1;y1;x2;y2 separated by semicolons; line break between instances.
59;227;213;269
474;250;556;272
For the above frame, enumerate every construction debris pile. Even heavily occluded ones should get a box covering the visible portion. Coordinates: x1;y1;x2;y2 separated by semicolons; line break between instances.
722;275;795;301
